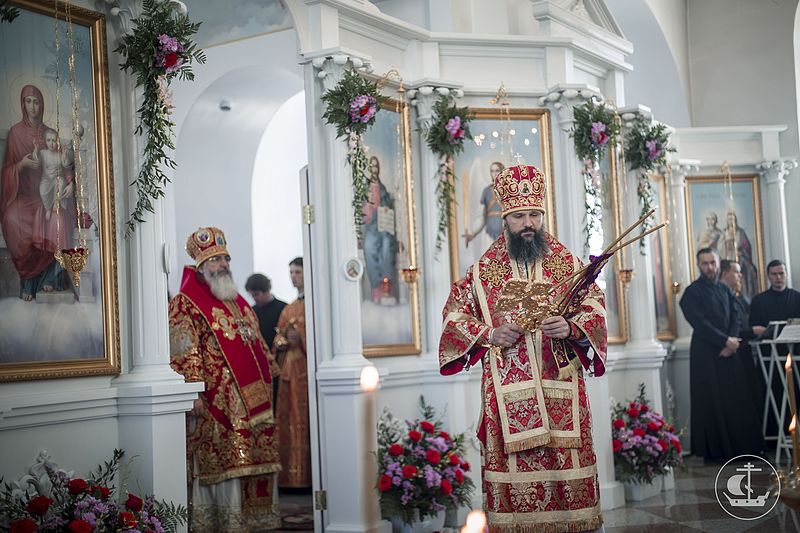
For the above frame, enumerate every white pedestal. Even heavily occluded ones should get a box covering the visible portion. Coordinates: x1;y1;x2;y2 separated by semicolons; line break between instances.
624;477;663;502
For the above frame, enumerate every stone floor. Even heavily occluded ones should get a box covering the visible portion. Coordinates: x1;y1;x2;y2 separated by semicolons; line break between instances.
273;491;314;532
605;456;800;532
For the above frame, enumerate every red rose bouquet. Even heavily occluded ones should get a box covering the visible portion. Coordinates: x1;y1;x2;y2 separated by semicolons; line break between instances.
376;397;475;525
611;384;684;484
0;449;187;532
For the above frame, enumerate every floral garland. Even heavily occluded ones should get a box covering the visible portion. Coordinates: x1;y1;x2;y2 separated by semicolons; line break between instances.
611;384;683;484
376;397;476;525
624;118;675;253
571;99;620;252
424;95;472;252
115;0;205;236
321;69;381;238
0;449;187;532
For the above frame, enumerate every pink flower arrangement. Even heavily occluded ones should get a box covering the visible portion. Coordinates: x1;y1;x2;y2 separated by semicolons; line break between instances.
645;139;663;162
376;398;475;525
155;34;185;74
1;450;186;532
590;121;609;148
611;385;683;484
444;116;465;144
348;94;378;124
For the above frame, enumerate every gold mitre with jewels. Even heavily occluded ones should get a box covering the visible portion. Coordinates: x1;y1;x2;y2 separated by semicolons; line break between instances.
493;164;547;216
186;226;229;266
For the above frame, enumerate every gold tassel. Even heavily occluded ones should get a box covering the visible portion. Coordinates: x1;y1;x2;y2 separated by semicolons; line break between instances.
557;356;583;380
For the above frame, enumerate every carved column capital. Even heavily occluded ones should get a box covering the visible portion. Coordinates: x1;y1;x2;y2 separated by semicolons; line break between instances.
661;160;700;188
538;85;602;131
312;54;373;92
102;0;187;35
408;86;463;128
757;158;799;185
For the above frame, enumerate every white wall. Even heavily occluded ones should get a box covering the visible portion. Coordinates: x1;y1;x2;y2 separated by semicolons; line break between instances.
251;91;307;302
606;0;691;126
644;0;690;112
166;29;304;297
687;0;800;285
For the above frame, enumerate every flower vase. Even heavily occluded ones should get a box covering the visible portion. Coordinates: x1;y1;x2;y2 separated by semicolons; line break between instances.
623;476;663;502
389;509;446;533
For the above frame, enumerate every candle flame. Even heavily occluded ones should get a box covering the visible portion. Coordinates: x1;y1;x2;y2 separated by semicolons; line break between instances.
791;415;797;433
359;365;380;392
787;353;794;370
461;510;486;533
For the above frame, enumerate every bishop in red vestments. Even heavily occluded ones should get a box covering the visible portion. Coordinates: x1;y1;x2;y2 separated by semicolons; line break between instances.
169;227;281;532
439;165;607;533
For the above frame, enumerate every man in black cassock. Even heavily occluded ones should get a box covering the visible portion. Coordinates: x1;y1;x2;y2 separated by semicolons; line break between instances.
719;259;766;453
750;260;800;331
680;248;763;461
749;259;800;437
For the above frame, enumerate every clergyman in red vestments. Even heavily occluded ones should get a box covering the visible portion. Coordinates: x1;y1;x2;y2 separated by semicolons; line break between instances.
169;227;281;531
439;164;608;533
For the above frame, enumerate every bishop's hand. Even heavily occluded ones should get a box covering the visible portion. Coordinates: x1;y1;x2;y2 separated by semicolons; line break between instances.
489;323;524;348
540;315;571;339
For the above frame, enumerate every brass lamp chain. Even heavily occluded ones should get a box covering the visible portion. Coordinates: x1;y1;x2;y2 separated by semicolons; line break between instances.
65;0;87;251
53;0;63;254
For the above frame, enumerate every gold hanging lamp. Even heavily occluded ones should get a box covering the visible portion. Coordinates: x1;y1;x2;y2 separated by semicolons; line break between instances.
52;0;90;288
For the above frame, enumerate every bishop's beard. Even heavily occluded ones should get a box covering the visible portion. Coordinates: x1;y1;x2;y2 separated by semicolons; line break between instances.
507;227;549;263
203;269;239;301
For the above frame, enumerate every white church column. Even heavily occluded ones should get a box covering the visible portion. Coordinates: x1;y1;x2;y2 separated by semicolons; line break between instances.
665;160;700;348
612;107;668;412
307;53;389;533
541;85;624;510
103;0;202;517
757;158;798;280
662;160;699;454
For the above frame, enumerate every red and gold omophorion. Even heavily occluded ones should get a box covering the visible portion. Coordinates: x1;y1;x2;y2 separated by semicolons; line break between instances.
439;232;607;533
169;265;281;530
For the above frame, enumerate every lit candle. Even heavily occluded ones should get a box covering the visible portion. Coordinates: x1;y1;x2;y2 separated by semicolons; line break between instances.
360;365;381;525
791;415;799;470
461;509;487;533
787;354;797;421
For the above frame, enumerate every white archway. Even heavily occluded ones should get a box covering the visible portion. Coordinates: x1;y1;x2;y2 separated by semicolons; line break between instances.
169;60;304;294
251;90;307;301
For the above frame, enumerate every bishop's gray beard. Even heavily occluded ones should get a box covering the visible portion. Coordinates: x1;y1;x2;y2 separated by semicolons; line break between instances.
204;270;239;301
507;227;549;263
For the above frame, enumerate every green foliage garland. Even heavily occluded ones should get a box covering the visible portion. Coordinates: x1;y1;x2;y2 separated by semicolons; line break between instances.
321;69;381;238
424;95;473;251
0;0;19;23
571;99;619;164
624;118;675;253
115;0;205;235
571;99;620;252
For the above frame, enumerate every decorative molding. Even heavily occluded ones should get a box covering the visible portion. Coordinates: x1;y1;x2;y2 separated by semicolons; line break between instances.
102;0;187;35
0;382;201;431
531;0;632;54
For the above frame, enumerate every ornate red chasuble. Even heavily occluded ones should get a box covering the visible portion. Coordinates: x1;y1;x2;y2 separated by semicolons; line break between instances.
439;233;607;533
178;266;275;427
